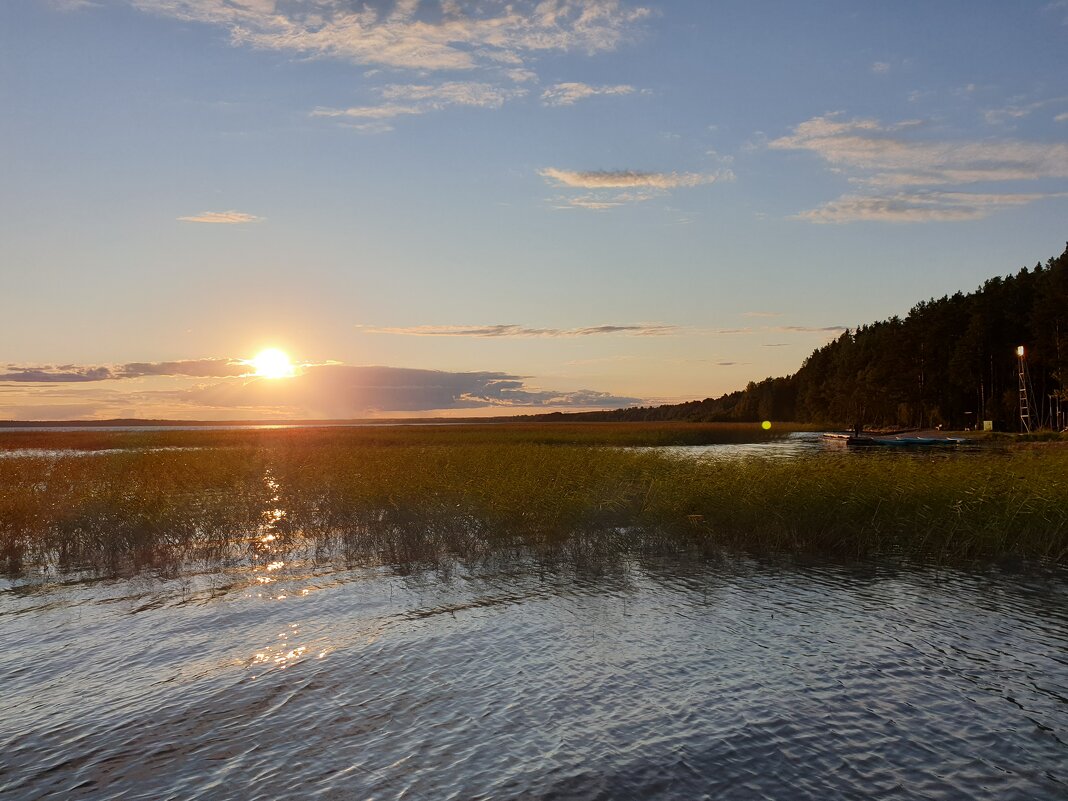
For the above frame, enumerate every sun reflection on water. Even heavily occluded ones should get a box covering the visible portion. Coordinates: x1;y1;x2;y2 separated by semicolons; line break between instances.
241;469;333;677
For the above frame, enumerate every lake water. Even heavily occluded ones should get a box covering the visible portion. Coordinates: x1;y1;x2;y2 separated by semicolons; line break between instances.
654;431;985;460
2;542;1065;800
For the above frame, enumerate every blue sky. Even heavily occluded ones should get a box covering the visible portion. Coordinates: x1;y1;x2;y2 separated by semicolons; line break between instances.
2;0;1067;419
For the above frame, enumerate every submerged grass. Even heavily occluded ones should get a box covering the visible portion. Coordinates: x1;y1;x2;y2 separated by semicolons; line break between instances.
1;424;1066;573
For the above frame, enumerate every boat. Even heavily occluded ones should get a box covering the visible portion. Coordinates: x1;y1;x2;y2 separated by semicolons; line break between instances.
822;432;967;447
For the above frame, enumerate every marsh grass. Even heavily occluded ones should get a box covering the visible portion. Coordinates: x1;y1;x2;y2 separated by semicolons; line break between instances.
0;421;801;452
1;424;1066;574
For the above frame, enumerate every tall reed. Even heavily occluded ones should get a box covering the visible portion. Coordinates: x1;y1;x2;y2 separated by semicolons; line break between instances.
1;426;1065;573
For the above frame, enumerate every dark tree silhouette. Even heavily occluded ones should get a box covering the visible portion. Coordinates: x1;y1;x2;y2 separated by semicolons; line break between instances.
530;243;1068;430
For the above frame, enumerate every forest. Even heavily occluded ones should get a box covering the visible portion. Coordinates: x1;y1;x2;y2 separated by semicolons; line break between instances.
534;243;1068;430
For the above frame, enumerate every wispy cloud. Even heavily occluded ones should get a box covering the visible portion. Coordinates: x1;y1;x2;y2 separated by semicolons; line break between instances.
541;82;635;106
312;103;423;121
771;114;1068;185
1;359;251;383
792;191;1058;224
313;81;525;121
707;324;846;336
49;0;98;10
506;68;539;83
0;366;113;383
540;168;718;189
363;322;679;337
1056;112;1068;123
555;191;659;209
540;167;727;209
340;121;395;134
769;112;1068;222
773;325;848;333
131;0;650;72
177;210;262;224
1042;0;1068;25
982;96;1068;126
742;311;782;318
871;61;891;74
559;197;618;210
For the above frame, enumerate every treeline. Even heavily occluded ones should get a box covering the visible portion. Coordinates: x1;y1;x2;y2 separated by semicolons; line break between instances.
534;243;1068;430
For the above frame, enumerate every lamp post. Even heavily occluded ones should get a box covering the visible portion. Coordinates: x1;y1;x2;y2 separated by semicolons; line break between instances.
1017;346;1031;433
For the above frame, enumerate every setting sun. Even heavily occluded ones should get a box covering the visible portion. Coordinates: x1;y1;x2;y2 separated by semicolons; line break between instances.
250;348;295;379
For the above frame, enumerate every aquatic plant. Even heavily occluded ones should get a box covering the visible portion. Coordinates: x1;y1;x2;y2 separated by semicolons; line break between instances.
1;426;1065;573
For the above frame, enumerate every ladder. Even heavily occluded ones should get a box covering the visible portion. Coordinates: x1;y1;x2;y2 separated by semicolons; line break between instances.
1018;352;1031;432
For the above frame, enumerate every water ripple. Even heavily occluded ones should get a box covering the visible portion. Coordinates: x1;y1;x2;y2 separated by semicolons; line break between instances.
1;555;1065;800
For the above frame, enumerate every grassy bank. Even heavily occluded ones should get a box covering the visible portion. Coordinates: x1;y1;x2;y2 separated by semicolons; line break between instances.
1;425;1065;572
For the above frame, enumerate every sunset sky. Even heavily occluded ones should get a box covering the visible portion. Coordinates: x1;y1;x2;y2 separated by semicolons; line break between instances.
3;0;1067;419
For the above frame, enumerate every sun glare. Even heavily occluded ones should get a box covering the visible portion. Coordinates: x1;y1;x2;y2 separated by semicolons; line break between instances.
250;348;296;379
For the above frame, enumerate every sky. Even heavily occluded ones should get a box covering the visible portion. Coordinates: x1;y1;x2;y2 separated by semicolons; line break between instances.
2;0;1067;420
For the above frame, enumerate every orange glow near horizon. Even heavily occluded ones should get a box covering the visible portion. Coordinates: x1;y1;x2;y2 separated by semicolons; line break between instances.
250;348;296;379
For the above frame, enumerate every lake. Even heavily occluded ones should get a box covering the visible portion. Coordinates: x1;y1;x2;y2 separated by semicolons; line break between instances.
1;429;1065;799
2;543;1065;800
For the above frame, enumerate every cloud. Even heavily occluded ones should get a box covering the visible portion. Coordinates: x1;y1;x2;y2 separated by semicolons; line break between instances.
1056;112;1068;123
174;365;641;414
382;82;515;106
742;311;781;318
554;191;659;209
340;121;395;134
540;167;727;209
982;96;1068;126
506;68;539;83
1042;0;1068;24
707;324;846;335
770;114;1068;185
363;322;679;337
541;82;635;106
312;103;423;120
130;0;650;72
116;359;249;378
177;210;262;224
792;191;1059;224
0;359;251;383
313;81;524;121
769;112;1068;222
871;61;891;74
540;168;718;189
773;325;849;333
49;0;98;10
3;361;643;415
0;366;112;383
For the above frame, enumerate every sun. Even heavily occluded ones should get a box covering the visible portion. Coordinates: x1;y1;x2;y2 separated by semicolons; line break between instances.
250;348;295;379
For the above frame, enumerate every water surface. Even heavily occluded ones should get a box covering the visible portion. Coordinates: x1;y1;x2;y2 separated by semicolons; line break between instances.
655;431;985;460
2;547;1065;800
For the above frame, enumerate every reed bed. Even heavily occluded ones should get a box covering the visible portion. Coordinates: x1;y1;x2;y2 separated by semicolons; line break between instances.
1;425;1066;573
0;421;801;452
